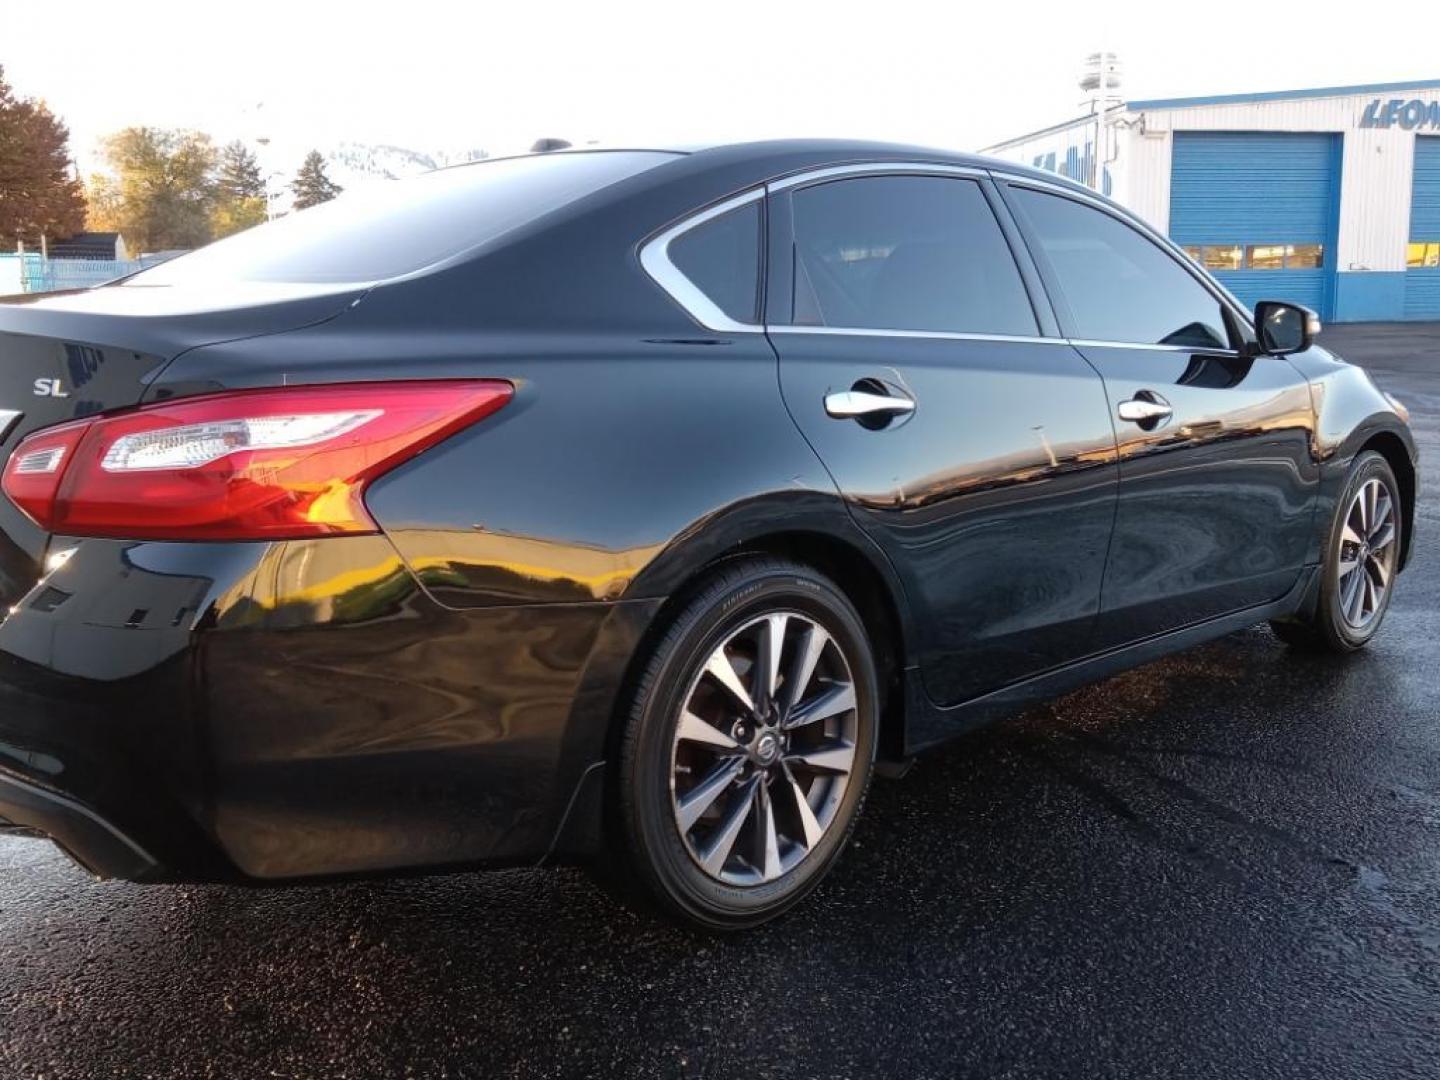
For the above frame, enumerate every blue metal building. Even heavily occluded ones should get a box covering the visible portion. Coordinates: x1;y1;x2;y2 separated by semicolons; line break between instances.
984;79;1440;322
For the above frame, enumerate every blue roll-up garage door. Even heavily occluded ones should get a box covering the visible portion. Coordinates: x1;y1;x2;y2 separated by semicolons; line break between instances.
1170;132;1340;319
1406;136;1440;320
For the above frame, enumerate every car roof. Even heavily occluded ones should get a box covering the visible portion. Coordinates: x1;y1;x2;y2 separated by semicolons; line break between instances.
486;139;1087;192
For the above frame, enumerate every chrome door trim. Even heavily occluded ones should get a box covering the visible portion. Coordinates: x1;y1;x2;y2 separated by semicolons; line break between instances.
769;325;1062;345
1066;338;1241;355
639;187;766;334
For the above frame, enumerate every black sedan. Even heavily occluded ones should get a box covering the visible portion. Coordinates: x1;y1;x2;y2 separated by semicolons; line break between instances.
0;142;1417;929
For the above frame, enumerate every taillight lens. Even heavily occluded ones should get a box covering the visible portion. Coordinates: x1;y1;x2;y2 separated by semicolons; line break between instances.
1;381;512;540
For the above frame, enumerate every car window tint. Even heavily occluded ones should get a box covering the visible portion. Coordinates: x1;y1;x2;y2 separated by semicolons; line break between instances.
789;176;1038;336
669;201;762;324
1011;188;1231;350
126;151;678;285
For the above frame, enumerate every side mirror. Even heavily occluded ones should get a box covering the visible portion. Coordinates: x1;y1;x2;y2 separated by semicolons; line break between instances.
1254;300;1320;356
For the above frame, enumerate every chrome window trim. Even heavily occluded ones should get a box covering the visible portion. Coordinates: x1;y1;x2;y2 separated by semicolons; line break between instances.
768;327;1239;355
768;161;988;192
768;326;1061;346
639;188;766;334
1066;338;1239;355
990;169;1258;332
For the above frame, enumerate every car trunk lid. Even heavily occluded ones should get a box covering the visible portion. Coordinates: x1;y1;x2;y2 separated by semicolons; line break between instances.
0;281;366;607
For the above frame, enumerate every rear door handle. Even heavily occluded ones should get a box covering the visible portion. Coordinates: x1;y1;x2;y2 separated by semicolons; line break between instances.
1116;393;1173;425
824;390;916;420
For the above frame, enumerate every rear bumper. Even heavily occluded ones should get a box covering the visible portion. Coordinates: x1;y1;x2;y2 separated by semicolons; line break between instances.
0;534;661;884
0;768;158;880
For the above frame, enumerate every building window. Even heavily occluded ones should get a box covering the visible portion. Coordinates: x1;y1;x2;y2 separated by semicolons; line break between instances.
1182;244;1325;270
1202;245;1243;271
1409;242;1440;269
1247;244;1288;270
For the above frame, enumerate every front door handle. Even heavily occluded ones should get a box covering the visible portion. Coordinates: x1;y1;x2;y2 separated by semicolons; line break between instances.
824;389;916;420
1117;392;1173;425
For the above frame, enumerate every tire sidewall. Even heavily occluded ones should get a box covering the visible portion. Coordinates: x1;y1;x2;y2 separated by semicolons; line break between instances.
625;565;878;928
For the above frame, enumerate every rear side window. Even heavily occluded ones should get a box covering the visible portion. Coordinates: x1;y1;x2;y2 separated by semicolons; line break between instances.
125;151;678;285
1010;187;1232;350
788;175;1038;336
669;201;762;324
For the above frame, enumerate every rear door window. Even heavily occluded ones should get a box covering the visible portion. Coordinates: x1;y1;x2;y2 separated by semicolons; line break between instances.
788;175;1038;336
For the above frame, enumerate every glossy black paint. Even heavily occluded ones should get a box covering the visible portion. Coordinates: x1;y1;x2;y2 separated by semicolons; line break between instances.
0;140;1418;885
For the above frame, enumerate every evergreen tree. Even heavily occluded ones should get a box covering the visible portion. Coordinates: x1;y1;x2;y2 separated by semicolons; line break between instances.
0;65;87;246
216;140;265;201
212;140;267;238
90;127;217;251
290;150;342;210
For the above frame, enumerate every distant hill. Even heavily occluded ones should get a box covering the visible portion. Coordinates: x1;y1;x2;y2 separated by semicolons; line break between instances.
326;142;490;187
261;141;489;215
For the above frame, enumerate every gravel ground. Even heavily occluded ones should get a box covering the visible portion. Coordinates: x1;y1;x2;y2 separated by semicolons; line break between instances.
1;323;1437;1080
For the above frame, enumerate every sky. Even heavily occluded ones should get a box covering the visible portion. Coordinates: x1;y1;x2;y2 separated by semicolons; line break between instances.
4;0;1438;179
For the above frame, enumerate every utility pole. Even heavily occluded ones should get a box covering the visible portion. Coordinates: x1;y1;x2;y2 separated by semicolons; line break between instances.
1079;50;1123;193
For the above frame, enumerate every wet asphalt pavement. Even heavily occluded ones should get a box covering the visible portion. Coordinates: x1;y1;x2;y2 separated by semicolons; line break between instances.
2;324;1438;1080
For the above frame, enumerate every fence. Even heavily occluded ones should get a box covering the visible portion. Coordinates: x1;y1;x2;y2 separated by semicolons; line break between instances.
0;252;154;297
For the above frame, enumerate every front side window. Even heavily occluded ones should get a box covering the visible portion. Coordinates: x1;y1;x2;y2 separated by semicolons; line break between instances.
1011;188;1232;350
789;175;1038;336
668;201;762;324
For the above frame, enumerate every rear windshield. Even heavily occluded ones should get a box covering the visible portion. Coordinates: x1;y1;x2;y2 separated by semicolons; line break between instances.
124;151;678;286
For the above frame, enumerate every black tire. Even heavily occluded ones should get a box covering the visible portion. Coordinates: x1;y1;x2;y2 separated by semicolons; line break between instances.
608;557;878;931
1271;450;1402;653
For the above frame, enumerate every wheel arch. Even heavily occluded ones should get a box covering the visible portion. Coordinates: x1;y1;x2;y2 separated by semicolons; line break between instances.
611;525;913;772
1357;429;1416;570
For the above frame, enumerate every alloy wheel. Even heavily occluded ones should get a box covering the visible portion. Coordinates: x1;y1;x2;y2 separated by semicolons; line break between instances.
669;611;859;887
1337;477;1398;629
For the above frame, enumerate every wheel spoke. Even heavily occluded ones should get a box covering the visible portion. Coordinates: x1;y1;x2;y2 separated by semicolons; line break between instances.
677;709;741;752
1341;522;1365;548
1370;521;1397;553
1343;565;1367;624
1337;556;1359;578
1367;554;1391;589
698;776;759;876
758;783;782;882
1370;492;1393;538
1366;481;1380;535
784;623;829;716
784;681;856;731
787;740;855;776
755;613;788;712
782;762;825;850
676;756;746;833
704;647;755;715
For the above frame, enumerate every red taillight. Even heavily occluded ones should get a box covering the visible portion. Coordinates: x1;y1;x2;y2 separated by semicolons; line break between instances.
1;381;512;541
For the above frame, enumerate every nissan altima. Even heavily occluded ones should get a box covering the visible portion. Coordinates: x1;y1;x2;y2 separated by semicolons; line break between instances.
0;142;1417;929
